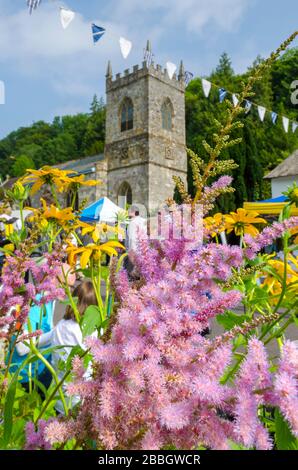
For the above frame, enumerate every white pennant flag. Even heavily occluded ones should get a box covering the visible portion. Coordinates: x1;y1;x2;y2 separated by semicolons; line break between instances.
166;62;177;80
282;116;289;133
232;94;239;107
119;37;132;59
202;79;211;98
258;105;266;122
292;122;298;133
60;7;75;29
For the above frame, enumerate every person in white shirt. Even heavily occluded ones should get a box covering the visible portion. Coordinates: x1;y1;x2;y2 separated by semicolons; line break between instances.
126;206;147;253
38;281;98;414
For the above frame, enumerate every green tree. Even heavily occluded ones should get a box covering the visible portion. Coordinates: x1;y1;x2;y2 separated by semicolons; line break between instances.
11;155;35;177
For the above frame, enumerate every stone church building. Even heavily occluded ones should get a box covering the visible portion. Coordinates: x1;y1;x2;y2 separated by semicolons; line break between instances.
55;45;188;215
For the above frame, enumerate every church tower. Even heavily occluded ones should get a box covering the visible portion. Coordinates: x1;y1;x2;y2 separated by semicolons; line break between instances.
104;42;187;214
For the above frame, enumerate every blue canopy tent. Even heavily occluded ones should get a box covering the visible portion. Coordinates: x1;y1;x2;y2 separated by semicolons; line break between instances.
80;197;123;223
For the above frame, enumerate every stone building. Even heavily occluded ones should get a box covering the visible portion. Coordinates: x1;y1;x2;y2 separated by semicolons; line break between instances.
104;43;187;215
10;43;188;215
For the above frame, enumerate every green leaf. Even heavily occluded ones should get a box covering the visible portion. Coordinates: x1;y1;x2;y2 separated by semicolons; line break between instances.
216;310;247;331
3;368;22;447
275;408;298;450
81;305;102;337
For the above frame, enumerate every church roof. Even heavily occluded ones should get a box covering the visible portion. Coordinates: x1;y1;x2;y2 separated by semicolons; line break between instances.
264;149;298;179
56;154;104;175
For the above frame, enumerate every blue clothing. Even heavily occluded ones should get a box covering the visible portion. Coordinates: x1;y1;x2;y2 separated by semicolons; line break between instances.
7;299;54;383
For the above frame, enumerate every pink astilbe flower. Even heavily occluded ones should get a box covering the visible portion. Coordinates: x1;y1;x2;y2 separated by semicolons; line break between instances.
27;217;298;451
273;340;298;437
25;420;53;450
244;217;298;258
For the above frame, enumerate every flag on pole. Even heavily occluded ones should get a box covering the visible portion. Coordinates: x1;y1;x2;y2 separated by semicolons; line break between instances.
0;81;5;105
292;122;298;133
119;37;132;59
271;111;278;124
219;88;227;103
202;79;211;98
166;62;177;80
232;94;239;107
60;8;75;30
282;116;289;133
245;100;252;113
258;105;266;122
27;0;41;15
92;24;106;44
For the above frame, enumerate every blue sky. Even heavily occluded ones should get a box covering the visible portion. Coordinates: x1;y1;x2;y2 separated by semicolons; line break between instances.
0;0;297;138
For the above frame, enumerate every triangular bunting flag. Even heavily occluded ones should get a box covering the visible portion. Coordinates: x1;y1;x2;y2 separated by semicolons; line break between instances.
119;37;132;59
166;62;177;80
27;0;41;15
258;105;266;122
232;94;239;107
245;100;252;113
292;122;298;133
92;24;106;44
202;79;211;98
0;80;5;105
60;8;75;29
271;111;278;124
219;88;227;103
282;116;289;133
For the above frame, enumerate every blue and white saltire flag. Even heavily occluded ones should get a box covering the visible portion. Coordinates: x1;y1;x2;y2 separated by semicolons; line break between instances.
27;0;41;15
92;24;106;44
219;88;227;103
245;100;252;113
271;111;278;124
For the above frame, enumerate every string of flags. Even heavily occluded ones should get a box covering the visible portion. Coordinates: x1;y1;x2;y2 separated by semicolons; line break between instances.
201;78;298;134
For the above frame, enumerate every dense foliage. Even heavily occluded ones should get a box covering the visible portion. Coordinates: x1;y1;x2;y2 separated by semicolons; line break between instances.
1;50;298;207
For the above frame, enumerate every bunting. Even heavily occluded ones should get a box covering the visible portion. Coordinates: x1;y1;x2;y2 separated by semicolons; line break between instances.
27;0;41;15
60;8;75;30
232;94;239;108
245;100;252;114
257;106;266;122
202;79;211;98
271;111;278;124
166;62;177;80
219;88;227;103
119;37;132;59
92;24;106;44
282;116;289;133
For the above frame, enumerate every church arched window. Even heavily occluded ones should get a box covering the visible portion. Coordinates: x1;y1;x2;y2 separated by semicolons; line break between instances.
118;181;132;208
120;98;134;132
161;98;173;131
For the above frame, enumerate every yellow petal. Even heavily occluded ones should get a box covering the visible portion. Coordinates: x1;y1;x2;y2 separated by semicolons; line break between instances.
80;249;93;269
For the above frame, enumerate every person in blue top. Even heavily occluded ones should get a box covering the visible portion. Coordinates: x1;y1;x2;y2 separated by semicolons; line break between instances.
7;296;55;395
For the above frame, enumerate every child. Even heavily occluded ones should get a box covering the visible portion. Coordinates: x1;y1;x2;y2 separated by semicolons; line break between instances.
38;281;98;413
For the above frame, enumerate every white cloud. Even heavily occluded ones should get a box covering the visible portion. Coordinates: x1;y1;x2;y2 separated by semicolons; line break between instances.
0;0;253;102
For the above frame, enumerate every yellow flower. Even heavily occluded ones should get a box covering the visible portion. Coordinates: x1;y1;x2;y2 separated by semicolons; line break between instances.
77;221;121;243
26;199;75;229
67;240;125;269
225;208;266;237
261;255;298;301
22;166;75;194
204;213;226;238
22;167;100;195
